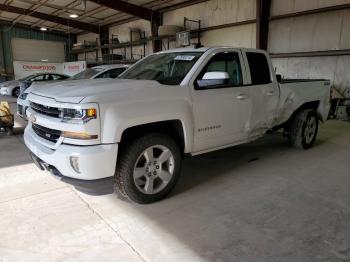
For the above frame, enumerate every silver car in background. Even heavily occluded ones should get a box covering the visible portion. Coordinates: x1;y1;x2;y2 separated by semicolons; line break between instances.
17;64;129;119
1;73;69;97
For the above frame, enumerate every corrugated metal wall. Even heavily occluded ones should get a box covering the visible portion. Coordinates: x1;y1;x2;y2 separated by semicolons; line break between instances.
269;0;350;96
75;0;350;97
163;0;256;48
0;25;75;76
102;0;256;57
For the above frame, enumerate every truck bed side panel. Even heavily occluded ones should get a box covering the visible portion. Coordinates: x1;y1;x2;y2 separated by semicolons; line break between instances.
275;80;331;125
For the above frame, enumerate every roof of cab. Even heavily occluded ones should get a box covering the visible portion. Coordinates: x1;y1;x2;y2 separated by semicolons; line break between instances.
92;64;129;71
157;46;263;54
158;47;212;53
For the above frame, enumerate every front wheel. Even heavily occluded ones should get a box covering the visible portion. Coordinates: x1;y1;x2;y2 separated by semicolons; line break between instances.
287;109;319;149
12;87;20;98
115;133;182;204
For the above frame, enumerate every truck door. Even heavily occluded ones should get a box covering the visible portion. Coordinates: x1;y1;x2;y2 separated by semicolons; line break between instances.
191;50;251;152
242;51;279;137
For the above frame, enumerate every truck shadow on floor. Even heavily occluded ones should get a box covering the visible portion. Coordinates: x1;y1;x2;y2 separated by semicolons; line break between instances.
97;123;350;262
171;132;329;197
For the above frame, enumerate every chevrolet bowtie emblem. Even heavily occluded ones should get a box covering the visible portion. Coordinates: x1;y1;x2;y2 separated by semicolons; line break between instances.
29;114;37;123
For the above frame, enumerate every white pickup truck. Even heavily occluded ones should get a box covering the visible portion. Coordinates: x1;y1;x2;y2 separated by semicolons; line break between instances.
24;47;331;204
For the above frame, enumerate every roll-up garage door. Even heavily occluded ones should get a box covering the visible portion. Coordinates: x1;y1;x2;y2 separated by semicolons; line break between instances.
12;38;65;63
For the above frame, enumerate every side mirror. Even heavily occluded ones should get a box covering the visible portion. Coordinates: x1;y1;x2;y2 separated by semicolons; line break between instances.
197;72;229;89
276;74;282;83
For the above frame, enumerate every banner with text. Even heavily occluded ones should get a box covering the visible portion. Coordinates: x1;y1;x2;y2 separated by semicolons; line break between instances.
13;61;86;79
63;61;86;76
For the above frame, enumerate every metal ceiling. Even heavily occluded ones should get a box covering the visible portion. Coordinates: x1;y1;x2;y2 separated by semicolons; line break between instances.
0;0;205;34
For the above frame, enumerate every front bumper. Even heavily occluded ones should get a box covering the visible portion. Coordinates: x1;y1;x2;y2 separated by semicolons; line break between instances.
24;126;118;194
30;153;114;195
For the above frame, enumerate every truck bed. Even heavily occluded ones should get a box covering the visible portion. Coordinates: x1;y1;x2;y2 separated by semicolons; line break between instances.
275;79;331;125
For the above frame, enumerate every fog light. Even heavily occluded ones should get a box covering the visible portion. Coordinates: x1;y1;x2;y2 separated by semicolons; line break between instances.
70;156;81;174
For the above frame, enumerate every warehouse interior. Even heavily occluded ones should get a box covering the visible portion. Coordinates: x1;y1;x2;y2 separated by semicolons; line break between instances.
0;0;350;261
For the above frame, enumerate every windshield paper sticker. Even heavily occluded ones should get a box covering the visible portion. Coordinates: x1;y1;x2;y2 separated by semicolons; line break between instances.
175;55;196;61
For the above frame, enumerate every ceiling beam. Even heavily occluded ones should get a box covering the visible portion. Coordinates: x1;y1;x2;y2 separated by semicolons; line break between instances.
16;0;87;13
89;0;158;21
32;2;106;30
12;0;48;25
0;18;73;36
89;0;162;52
0;3;101;33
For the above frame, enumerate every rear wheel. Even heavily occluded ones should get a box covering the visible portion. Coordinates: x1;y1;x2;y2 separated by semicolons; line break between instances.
115;133;182;204
287;109;319;149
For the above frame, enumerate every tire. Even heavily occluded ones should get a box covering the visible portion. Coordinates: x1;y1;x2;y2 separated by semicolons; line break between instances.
12;87;20;98
115;133;182;204
288;109;319;149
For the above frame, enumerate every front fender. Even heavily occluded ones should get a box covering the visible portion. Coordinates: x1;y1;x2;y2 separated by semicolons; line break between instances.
100;99;194;153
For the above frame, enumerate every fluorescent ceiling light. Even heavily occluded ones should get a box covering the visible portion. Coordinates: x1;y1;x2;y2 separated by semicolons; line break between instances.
69;14;79;18
41;59;48;62
40;27;47;31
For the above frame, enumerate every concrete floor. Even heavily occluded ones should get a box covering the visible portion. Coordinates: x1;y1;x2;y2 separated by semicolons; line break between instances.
1;95;350;262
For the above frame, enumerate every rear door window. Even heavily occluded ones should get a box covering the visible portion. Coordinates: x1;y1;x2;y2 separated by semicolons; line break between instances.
54;74;69;80
31;75;45;81
46;74;54;81
246;52;271;85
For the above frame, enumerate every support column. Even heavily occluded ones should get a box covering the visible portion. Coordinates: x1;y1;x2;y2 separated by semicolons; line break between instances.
256;0;271;50
151;13;162;53
99;26;110;62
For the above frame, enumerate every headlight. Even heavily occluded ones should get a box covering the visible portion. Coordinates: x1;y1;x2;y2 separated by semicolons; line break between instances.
19;92;28;100
0;87;9;94
62;108;97;123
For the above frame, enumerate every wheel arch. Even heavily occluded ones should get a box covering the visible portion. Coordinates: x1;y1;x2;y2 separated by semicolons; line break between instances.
289;100;322;122
118;120;188;157
277;100;321;131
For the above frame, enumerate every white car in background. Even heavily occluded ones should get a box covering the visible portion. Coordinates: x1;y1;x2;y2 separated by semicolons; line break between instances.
17;64;129;119
1;73;69;97
70;64;129;81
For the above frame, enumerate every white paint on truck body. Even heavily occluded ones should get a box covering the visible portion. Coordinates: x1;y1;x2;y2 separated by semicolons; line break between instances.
24;47;331;181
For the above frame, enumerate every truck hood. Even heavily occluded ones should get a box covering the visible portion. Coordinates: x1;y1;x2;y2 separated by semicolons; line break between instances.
30;78;162;103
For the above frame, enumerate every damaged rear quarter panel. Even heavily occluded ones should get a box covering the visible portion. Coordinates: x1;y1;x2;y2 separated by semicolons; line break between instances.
276;80;331;125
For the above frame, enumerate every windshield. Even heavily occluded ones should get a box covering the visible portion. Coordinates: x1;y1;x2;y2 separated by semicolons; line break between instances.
120;52;203;85
71;68;100;80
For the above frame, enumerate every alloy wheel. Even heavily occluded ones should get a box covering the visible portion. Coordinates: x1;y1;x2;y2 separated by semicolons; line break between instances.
133;145;175;195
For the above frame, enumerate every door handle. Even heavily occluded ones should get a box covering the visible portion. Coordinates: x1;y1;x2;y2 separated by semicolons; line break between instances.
266;91;275;96
236;94;248;100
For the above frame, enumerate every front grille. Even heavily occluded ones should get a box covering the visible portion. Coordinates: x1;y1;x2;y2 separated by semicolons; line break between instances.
30;102;61;118
32;124;61;143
